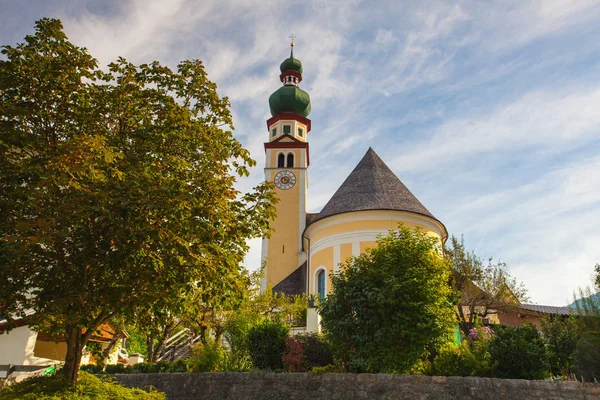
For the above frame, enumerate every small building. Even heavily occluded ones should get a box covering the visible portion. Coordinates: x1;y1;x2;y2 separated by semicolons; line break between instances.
0;316;124;376
498;304;581;328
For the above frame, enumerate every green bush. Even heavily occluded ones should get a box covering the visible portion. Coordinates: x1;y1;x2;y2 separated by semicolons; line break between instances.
310;362;346;374
104;363;131;374
575;331;600;382
79;364;104;374
0;371;165;400
319;226;456;373
540;315;580;377
488;324;549;380
187;339;227;372
432;341;493;377
223;312;258;371
247;319;289;370
168;359;189;373
295;333;333;371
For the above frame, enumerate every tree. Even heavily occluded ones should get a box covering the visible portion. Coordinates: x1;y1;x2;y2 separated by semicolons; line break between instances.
0;19;276;383
319;226;455;373
487;324;549;380
446;236;528;335
540;314;580;377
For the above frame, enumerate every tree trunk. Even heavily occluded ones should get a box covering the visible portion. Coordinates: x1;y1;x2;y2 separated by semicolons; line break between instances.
63;326;84;384
146;333;156;363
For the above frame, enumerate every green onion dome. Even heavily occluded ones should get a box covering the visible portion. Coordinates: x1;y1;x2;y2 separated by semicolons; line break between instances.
269;85;311;117
280;55;303;74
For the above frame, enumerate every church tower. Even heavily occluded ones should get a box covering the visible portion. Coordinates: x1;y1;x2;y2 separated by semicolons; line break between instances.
261;41;311;294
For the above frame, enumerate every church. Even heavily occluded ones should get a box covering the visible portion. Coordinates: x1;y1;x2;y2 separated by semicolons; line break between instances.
261;43;448;331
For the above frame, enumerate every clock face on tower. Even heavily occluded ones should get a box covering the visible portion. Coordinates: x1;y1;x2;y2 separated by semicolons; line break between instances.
274;170;296;190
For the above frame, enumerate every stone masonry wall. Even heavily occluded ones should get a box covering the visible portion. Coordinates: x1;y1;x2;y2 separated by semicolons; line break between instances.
112;372;600;400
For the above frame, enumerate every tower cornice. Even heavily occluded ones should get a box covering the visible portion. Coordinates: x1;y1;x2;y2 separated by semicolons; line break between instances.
267;111;311;133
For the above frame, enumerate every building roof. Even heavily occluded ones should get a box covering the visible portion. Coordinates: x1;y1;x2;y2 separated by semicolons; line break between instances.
312;148;441;225
519;304;581;316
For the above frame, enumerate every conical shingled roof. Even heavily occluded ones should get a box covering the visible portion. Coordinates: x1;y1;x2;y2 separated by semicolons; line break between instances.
314;148;436;223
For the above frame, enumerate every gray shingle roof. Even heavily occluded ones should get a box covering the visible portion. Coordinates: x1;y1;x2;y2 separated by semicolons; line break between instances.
519;304;580;316
313;148;439;224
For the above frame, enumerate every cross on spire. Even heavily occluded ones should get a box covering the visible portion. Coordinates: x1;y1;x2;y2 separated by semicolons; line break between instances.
289;33;296;46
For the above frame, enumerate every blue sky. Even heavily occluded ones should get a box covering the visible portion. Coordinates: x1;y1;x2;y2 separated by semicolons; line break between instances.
2;0;599;305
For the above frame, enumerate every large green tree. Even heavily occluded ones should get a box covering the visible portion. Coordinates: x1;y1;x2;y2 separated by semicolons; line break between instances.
0;19;275;383
319;226;455;373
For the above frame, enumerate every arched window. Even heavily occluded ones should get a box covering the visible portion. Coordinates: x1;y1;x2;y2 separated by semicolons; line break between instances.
286;153;294;168
277;153;285;168
317;270;326;300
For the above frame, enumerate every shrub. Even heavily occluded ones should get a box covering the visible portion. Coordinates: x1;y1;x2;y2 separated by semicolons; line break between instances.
432;341;493;377
295;333;333;370
247;319;289;370
282;337;305;372
188;339;227;372
0;371;165;400
319;226;455;373
168;359;189;373
575;331;600;382
223;312;258;371
310;362;346;374
488;324;549;380
540;315;580;377
104;363;131;374
80;364;104;374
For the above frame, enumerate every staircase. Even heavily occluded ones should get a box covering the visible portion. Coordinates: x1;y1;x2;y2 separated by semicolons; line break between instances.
157;328;202;362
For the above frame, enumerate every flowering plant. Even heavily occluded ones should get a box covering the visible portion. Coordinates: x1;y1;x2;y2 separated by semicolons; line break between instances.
282;337;306;372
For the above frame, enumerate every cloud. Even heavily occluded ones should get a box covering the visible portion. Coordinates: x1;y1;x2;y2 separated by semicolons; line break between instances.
389;87;600;173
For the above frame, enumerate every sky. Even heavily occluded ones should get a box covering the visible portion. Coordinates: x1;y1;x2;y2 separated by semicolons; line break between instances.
1;0;599;306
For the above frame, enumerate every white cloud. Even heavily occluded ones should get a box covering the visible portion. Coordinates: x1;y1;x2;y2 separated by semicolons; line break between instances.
390;87;600;173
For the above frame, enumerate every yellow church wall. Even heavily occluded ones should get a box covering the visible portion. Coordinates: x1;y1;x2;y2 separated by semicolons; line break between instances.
305;210;447;298
360;241;377;254
305;210;445;247
265;180;302;287
340;243;353;266
309;246;333;293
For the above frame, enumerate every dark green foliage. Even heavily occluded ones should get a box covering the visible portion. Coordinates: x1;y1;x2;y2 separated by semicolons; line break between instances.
319;226;455;373
123;330;148;359
187;339;227;372
168;359;189;373
80;360;190;375
540;315;580;376
247;319;289;370
0;371;165;399
104;363;130;375
223;312;259;370
295;333;333;371
575;331;600;382
487;324;549;380
432;341;493;377
79;364;104;374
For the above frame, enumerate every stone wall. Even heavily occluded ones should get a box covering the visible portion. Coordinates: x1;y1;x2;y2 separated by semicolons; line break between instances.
112;372;600;400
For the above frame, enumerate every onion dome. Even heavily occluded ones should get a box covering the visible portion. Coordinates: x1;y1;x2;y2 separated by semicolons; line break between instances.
280;48;303;74
269;86;311;117
269;42;311;117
